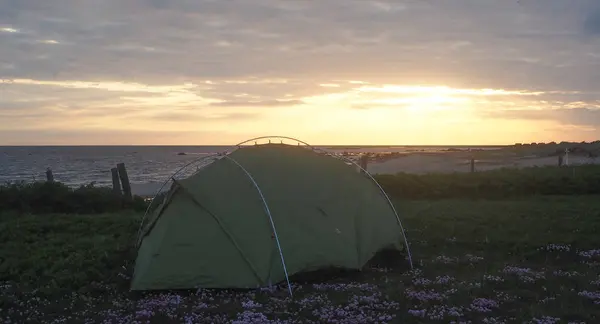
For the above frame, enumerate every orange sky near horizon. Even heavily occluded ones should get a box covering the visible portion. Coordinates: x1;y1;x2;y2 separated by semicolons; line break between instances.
2;1;600;145
0;78;591;146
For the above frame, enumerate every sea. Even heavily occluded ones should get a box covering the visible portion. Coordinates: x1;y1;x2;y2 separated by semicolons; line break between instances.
0;145;504;195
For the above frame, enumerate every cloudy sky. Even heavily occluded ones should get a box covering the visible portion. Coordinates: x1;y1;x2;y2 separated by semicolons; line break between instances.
1;0;600;145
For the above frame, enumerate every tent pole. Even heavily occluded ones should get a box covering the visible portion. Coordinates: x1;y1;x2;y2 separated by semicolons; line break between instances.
352;166;414;270
228;135;414;269
136;153;225;246
143;135;412;268
222;155;294;298
309;150;413;269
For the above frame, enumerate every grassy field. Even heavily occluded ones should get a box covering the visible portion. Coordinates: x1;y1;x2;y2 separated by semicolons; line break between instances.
4;164;600;215
2;196;600;323
375;164;600;199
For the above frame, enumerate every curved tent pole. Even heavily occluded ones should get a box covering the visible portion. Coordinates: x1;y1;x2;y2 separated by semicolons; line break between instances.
136;135;412;269
138;136;313;235
233;136;414;269
346;163;414;270
135;138;298;244
306;148;414;269
326;156;413;269
138;136;309;241
233;135;313;147
235;136;415;268
139;136;309;235
136;153;223;245
221;155;294;297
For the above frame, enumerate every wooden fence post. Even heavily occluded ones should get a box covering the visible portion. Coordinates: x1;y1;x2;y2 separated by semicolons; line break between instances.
117;163;132;200
46;168;54;182
470;159;475;173
111;167;122;195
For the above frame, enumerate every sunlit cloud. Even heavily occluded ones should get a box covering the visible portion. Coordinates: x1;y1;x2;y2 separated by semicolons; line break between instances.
209;99;305;107
368;95;470;106
8;78;198;94
0;27;18;33
38;39;60;44
1;0;600;145
356;85;545;96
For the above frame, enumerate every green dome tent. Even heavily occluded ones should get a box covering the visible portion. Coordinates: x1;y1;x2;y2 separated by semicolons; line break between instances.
131;140;411;295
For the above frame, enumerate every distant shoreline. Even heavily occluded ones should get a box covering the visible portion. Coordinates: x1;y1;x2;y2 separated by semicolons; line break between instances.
0;144;510;148
1;140;597;148
366;148;599;175
3;141;600;197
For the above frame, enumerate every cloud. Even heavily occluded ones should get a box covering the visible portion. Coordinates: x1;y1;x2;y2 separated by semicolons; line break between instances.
0;128;237;145
2;0;600;144
480;107;600;128
0;27;19;33
209;99;304;107
147;110;259;121
583;6;600;36
0;0;595;87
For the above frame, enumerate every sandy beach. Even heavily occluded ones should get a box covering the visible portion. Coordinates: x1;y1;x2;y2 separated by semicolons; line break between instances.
366;151;599;175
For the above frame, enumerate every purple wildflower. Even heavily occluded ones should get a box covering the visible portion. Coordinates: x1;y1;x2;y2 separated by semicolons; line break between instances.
539;244;571;252
579;249;600;258
530;316;561;324
469;298;499;313
405;288;446;301
408;309;426;318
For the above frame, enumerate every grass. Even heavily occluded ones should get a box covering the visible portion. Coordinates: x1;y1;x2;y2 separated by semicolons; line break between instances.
2;196;600;323
375;164;600;199
3;164;600;216
0;181;148;214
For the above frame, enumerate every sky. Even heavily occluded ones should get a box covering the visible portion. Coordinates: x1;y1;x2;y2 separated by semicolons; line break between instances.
1;0;600;145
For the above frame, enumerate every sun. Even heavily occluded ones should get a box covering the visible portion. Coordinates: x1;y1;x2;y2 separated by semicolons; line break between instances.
356;85;472;115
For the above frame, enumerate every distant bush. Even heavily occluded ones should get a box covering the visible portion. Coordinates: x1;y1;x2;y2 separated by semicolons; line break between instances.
0;181;148;214
374;164;600;199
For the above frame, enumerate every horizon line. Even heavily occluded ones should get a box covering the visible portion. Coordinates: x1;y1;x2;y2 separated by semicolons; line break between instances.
0;142;591;147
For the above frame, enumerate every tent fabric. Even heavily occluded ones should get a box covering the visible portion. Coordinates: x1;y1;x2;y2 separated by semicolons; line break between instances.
131;144;405;290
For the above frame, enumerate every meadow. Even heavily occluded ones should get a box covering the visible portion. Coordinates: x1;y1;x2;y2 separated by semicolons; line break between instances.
374;164;600;199
2;166;600;323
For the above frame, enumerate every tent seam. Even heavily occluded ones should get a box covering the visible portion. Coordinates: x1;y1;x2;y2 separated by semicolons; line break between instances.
137;182;179;246
177;183;266;287
222;155;294;297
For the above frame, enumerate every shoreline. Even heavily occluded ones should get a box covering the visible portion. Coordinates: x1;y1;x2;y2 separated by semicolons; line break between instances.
6;147;598;198
366;151;598;175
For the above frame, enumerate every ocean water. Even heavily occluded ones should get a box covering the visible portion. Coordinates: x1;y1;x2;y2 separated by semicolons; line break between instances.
0;146;227;187
0;145;503;190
